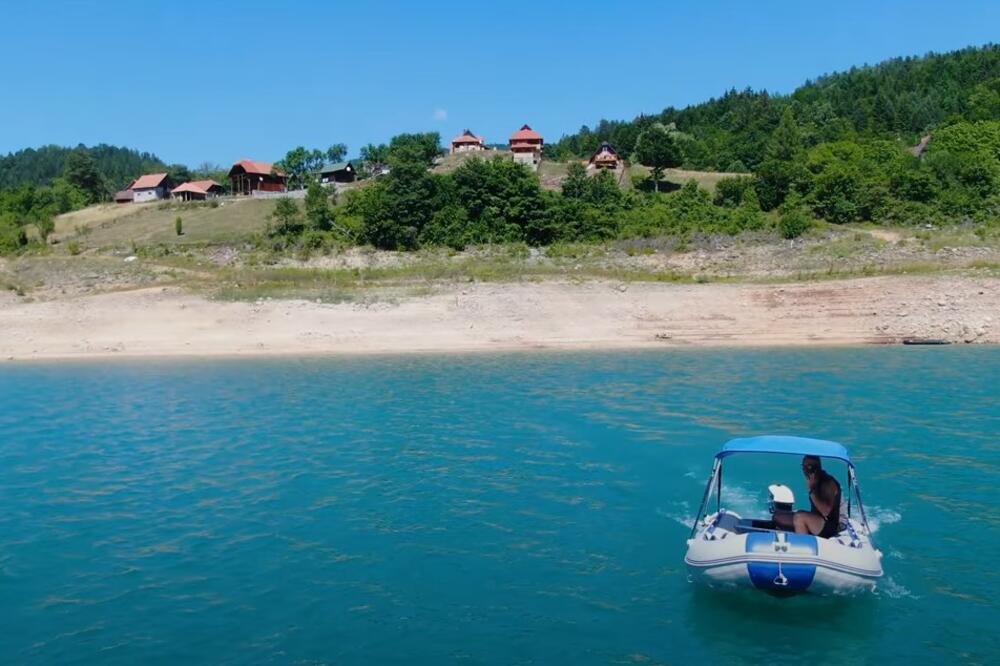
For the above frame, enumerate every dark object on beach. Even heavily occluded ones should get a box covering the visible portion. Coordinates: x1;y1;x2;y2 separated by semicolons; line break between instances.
902;338;951;345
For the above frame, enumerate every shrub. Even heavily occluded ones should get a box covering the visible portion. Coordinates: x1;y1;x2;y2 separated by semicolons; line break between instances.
419;204;470;250
714;175;755;207
67;240;82;255
778;209;811;239
175;216;183;236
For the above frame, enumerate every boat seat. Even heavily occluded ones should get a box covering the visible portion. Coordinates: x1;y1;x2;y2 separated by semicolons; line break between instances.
736;518;784;534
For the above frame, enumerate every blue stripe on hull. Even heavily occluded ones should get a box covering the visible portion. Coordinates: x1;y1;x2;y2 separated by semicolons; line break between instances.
747;561;816;592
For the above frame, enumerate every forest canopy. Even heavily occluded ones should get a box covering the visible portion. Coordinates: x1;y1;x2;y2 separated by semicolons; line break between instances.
548;44;1000;172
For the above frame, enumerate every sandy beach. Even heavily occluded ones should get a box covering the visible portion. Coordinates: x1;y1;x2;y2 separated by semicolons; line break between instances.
1;275;996;361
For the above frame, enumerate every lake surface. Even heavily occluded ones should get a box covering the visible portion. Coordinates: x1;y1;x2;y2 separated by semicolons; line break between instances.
1;348;998;665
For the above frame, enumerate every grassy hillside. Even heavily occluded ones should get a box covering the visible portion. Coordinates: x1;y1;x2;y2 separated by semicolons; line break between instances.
56;199;277;251
431;150;511;174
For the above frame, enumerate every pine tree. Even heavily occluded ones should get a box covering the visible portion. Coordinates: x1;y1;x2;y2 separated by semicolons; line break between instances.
766;108;803;162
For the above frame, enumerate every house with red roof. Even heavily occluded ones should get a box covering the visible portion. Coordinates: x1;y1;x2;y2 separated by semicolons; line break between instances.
450;129;487;155
130;173;174;203
228;159;287;196
171;180;225;201
509;124;543;169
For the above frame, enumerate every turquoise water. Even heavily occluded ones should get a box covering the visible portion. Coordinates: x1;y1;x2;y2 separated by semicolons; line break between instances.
1;348;998;664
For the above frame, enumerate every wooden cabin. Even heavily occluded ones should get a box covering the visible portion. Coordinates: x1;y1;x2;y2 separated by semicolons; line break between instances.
316;161;357;185
588;141;621;170
228;159;287;195
509;124;543;169
450;130;487;154
171;180;225;201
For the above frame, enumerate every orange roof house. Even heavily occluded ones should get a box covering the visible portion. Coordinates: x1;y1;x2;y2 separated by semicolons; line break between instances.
509;124;543;168
171;180;225;201
228;159;287;195
130;173;174;202
450;129;487;154
588;141;621;170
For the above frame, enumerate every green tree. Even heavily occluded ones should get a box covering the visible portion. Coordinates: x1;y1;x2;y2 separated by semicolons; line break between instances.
278;146;342;190
167;164;192;185
62;150;106;203
731;187;766;232
387;132;442;166
587;169;623;208
754;159;804;210
561;162;589;199
0;212;28;254
810;164;866;223
634;123;682;192
419;204;470;249
304;181;335;231
778;208;811;239
713;175;755;207
766;108;803;162
450;157;546;245
325;144;348;163
270;198;304;236
359;143;390;166
967;81;1000;121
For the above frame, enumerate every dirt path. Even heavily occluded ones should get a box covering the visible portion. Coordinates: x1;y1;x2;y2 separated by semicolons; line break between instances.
1;276;996;361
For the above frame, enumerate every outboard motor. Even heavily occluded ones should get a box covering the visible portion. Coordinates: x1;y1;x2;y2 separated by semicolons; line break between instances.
768;484;795;522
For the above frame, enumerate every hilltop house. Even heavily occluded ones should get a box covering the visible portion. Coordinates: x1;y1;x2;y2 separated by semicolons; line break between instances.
171;180;225;201
316;161;357;185
228;159;287;195
588;141;621;170
130;173;174;202
450;130;487;154
509;124;543;169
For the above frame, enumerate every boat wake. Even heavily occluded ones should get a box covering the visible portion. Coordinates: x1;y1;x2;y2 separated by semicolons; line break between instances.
660;481;766;530
878;576;919;600
866;506;902;534
657;503;694;529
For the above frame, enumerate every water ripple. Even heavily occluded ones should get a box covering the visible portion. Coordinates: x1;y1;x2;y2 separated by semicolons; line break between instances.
1;348;998;664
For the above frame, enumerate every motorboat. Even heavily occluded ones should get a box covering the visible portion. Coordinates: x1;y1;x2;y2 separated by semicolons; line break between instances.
684;436;883;595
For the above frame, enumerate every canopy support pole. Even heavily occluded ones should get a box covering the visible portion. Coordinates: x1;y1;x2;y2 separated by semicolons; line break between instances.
852;466;876;546
689;459;720;539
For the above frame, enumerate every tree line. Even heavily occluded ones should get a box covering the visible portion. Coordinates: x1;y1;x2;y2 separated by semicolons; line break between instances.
548;44;1000;172
4;45;1000;256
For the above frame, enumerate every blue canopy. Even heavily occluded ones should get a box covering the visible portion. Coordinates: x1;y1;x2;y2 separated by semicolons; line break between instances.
717;435;852;464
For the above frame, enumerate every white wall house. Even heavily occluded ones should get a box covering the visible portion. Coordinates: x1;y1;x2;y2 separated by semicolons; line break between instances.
129;173;172;202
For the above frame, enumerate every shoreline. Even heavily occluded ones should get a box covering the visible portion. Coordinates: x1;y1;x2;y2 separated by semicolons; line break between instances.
1;275;997;362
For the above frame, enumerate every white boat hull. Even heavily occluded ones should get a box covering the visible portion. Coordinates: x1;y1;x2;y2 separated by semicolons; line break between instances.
685;511;883;595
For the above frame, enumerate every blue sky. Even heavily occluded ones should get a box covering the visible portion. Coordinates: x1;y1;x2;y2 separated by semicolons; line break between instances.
1;1;997;167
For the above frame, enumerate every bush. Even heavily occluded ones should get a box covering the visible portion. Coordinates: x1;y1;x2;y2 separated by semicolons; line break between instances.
175;216;183;236
67;240;82;255
713;175;755;207
270;198;304;237
0;215;28;255
778;209;811;239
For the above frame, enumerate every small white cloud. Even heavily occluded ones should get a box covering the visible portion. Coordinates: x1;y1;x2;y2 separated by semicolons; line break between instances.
432;108;448;121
